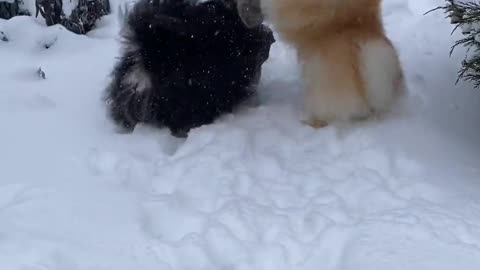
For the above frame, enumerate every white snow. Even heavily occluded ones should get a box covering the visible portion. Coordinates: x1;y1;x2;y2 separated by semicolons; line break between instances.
1;0;480;269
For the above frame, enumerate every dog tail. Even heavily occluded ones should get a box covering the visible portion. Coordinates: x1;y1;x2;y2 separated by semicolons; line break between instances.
104;0;199;132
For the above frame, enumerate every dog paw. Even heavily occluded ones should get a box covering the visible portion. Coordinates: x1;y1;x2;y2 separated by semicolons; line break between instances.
302;118;328;129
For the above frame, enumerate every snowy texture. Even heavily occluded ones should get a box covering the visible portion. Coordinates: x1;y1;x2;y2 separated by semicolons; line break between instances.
1;0;480;269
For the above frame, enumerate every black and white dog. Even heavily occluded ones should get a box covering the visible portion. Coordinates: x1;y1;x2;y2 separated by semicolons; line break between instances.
104;0;274;137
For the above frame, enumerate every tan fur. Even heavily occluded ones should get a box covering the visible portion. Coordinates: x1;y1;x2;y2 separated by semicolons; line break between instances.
263;0;404;127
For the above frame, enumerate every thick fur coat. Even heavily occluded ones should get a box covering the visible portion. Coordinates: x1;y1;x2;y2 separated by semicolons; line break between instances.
259;0;405;127
104;0;275;136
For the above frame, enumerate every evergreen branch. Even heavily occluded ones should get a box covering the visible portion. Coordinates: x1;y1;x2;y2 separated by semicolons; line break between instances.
428;0;480;88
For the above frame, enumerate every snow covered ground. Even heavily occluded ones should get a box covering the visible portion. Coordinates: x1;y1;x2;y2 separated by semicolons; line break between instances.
1;0;480;269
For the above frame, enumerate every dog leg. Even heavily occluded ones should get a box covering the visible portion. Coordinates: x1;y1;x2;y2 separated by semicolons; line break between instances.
302;118;328;129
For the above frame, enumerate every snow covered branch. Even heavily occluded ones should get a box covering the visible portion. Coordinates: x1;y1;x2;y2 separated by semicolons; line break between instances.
429;0;480;87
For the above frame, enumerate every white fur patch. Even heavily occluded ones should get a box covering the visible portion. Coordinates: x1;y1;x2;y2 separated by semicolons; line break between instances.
359;39;404;113
259;0;274;22
303;55;370;123
122;64;152;93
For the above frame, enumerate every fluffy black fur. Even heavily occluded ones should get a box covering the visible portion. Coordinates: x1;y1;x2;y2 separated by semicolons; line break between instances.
104;0;275;137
